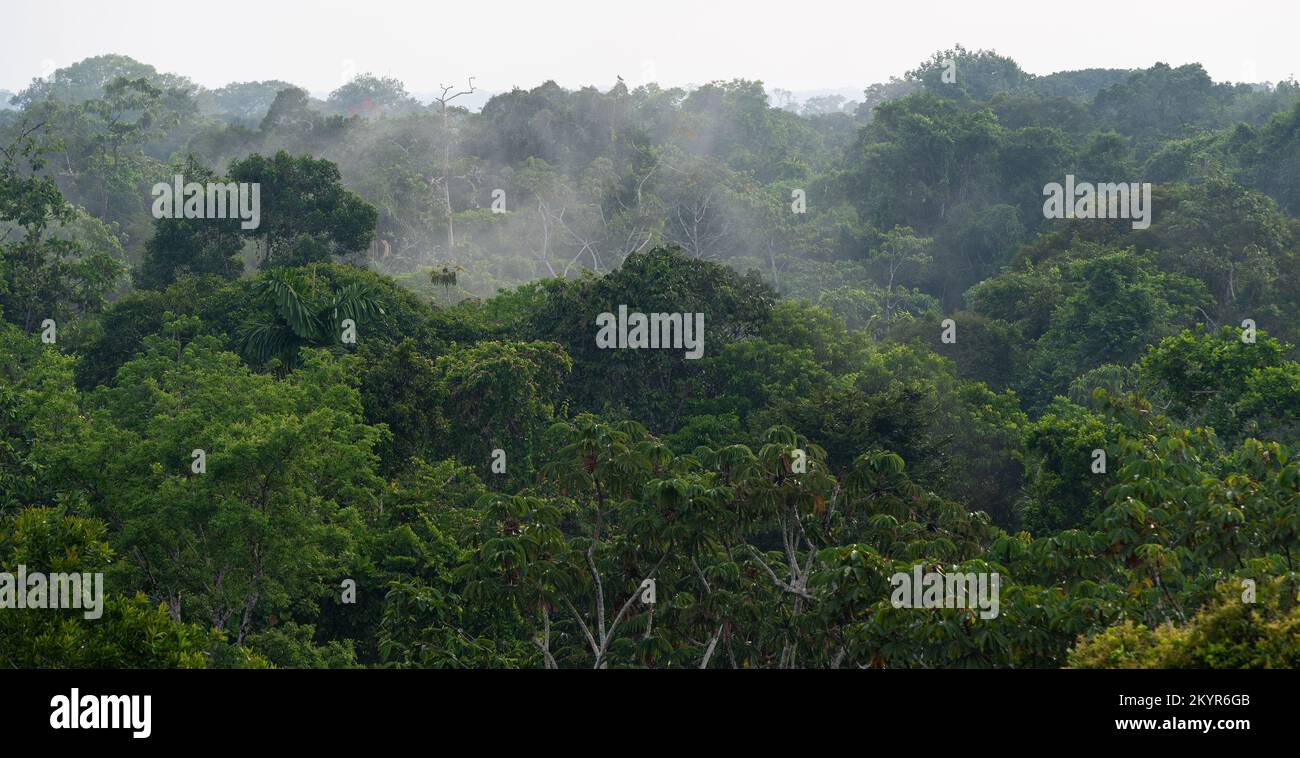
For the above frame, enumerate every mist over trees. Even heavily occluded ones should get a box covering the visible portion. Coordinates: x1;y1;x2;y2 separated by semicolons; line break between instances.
3;44;1300;668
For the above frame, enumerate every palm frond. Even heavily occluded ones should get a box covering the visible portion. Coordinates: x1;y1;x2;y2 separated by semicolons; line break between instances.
330;282;386;331
255;269;325;340
238;321;300;365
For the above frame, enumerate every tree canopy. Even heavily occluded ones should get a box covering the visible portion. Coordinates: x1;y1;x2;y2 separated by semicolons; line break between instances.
3;47;1300;669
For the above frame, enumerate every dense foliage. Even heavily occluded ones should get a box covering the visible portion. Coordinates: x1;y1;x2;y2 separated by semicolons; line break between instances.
3;47;1299;668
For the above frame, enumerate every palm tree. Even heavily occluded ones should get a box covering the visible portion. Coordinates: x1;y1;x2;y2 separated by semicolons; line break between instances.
429;263;464;290
239;268;384;366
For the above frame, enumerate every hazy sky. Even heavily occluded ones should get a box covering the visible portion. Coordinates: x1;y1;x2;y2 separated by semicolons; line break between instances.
3;0;1297;96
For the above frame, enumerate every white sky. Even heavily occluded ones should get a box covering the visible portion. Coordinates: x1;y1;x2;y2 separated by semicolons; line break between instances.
3;0;1297;95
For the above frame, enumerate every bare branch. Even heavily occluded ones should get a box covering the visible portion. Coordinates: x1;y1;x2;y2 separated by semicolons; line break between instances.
700;623;725;669
745;545;813;600
560;594;600;658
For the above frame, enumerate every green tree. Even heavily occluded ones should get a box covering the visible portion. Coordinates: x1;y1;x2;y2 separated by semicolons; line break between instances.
228;151;377;268
135;156;246;290
0;123;125;330
0;505;224;668
48;333;385;645
238;266;385;367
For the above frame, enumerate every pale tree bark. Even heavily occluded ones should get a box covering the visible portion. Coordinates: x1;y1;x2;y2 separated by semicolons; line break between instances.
744;498;826;667
534;607;558;669
700;624;725;669
560;553;670;669
433;78;476;258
